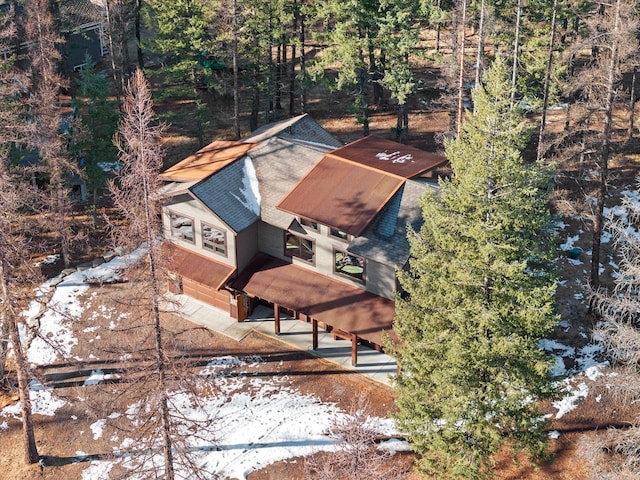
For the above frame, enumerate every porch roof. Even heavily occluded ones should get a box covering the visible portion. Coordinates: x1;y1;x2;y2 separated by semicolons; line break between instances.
161;242;236;290
230;253;396;347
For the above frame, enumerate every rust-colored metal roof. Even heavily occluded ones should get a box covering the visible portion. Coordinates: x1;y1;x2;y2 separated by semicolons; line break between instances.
160;141;257;182
231;253;395;347
276;136;447;237
161;242;235;290
277;155;404;236
328;136;448;178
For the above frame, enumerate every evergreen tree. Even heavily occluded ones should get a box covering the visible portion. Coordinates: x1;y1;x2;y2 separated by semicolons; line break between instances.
75;57;119;226
392;56;558;479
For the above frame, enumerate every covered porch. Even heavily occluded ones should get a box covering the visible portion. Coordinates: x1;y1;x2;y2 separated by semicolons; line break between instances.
230;253;397;366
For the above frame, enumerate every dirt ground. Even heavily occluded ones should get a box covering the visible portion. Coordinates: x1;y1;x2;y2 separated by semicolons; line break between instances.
0;276;622;480
3;55;640;479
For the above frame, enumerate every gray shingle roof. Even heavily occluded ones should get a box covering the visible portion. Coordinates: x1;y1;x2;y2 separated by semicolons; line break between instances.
189;157;260;232
248;137;333;229
242;114;342;148
348;179;436;267
58;0;104;29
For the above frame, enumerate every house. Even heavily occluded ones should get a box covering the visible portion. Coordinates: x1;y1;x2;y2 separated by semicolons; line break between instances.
58;0;108;72
159;114;448;365
1;0;107;72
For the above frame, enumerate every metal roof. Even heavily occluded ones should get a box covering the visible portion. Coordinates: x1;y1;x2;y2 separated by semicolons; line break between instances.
160;140;256;182
230;253;395;347
276;136;447;237
348;179;435;267
277;154;405;237
249;137;333;230
327;136;448;178
162;242;235;290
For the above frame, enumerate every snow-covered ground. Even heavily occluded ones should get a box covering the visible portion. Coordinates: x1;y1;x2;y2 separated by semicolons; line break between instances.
2;248;406;479
2;186;637;477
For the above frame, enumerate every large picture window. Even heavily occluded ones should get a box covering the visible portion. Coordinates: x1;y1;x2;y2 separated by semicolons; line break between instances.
170;212;194;243
285;232;314;263
334;250;365;283
202;222;227;256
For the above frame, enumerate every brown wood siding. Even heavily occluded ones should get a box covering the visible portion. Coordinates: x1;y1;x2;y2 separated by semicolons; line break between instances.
183;278;230;311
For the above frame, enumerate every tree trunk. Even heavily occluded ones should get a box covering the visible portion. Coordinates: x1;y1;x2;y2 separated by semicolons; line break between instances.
250;73;259;131
92;187;98;229
396;102;408;143
135;0;143;69
2;263;39;464
118;3;130;87
628;66;637;141
104;0;120;99
232;0;240;139
591;0;621;290
361;70;370;137
299;13;307;113
142;165;175;479
436;0;442;52
266;12;274;122
275;43;282;111
537;0;559;160
289;42;296;117
456;0;467;135
510;0;523;108
474;0;486;95
0;318;8;384
56;185;70;269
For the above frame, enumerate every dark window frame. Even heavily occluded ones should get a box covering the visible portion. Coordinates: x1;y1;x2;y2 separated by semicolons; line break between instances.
284;231;315;264
201;222;227;256
329;227;350;241
333;248;366;284
169;211;195;243
300;217;319;232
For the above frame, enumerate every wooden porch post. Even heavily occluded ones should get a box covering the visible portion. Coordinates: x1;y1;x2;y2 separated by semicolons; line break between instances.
274;303;280;335
351;334;358;366
312;318;318;350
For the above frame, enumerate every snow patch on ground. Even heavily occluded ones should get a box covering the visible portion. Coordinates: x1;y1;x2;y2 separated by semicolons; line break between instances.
554;382;589;419
90;420;106;440
1;389;66;418
3;238;630;473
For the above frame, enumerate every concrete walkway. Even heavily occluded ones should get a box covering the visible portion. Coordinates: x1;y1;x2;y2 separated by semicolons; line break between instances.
163;293;398;387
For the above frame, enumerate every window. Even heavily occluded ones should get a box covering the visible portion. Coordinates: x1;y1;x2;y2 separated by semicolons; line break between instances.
334;250;365;283
330;227;349;240
285;232;314;263
202;222;227;255
300;217;318;232
170;212;194;243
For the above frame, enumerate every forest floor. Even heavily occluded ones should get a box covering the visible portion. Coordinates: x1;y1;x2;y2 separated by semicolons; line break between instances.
1;59;640;479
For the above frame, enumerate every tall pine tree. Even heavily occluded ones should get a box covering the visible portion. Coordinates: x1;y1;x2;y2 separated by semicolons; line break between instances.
392;56;558;479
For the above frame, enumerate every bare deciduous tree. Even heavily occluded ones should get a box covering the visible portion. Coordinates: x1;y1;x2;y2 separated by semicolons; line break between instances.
305;395;409;480
586;176;640;478
562;0;639;290
111;67;176;479
22;0;80;269
107;69;220;479
0;7;41;464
